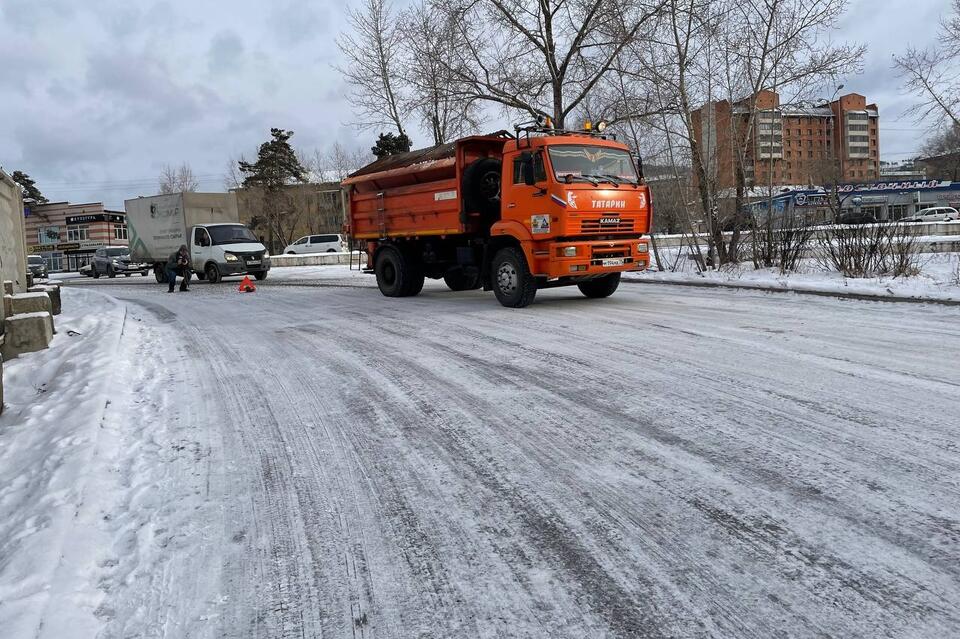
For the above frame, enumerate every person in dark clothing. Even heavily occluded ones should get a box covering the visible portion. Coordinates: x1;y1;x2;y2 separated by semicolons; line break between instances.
165;245;191;292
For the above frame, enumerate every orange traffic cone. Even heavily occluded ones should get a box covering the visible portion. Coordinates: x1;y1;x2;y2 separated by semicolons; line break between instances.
238;276;256;293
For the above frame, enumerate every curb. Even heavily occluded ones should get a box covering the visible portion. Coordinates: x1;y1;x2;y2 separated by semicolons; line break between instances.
623;277;960;307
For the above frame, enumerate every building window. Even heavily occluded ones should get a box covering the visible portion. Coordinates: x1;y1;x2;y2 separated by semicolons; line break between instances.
114;224;128;240
67;225;90;241
38;226;61;246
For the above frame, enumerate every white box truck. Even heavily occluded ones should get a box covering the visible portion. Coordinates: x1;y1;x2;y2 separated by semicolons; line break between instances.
124;192;270;284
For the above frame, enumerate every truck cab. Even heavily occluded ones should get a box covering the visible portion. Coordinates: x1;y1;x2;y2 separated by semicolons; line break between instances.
495;135;650;288
189;223;271;283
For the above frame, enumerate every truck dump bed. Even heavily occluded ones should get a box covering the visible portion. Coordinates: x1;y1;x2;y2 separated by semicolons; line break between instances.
343;134;509;240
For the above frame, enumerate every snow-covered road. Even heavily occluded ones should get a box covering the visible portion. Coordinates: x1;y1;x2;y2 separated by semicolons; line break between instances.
5;272;960;638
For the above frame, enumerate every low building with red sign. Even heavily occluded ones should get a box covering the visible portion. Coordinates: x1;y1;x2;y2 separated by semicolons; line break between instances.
23;201;128;272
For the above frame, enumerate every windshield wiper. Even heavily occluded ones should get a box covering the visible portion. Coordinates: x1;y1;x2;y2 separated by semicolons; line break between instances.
562;174;599;186
604;174;640;188
582;174;620;187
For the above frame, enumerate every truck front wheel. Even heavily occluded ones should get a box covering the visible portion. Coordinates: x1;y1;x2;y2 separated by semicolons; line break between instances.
205;263;221;284
375;246;423;297
153;265;165;283
491;247;537;308
577;273;621;298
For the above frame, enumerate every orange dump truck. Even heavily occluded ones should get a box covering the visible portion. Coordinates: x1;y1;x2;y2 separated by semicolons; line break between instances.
341;123;652;307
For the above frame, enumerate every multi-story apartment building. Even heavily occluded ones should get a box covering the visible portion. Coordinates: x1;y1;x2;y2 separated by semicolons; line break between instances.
23;201;128;272
692;90;880;190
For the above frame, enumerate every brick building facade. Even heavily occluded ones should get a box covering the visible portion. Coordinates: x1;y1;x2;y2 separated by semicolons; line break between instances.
692;90;880;190
24;201;128;272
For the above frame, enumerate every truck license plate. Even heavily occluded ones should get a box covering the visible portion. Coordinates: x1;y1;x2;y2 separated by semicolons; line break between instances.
602;258;624;267
247;259;260;265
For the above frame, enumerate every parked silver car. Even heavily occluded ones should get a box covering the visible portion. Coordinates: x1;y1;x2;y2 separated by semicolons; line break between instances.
91;247;150;278
28;255;48;279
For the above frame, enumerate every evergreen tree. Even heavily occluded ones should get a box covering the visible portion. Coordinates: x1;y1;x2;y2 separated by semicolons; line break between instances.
371;132;412;158
239;128;306;189
237;129;308;252
11;171;48;204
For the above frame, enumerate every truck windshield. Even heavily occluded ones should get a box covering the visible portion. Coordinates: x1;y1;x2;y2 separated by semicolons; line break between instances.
547;145;638;184
208;225;258;245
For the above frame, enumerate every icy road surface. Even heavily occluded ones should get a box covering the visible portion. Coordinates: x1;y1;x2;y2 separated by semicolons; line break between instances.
4;271;960;638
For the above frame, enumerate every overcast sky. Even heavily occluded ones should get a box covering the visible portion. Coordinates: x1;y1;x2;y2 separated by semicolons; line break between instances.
0;0;950;208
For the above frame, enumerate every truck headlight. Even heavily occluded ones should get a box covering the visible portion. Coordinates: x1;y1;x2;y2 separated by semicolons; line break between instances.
562;246;577;257
224;253;239;262
637;243;648;254
262;250;270;258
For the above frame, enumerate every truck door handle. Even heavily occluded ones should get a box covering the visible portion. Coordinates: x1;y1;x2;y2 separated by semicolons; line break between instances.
508;203;517;208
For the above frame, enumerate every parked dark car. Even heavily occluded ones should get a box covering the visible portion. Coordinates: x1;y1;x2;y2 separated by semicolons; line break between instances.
28;255;48;279
91;247;150;278
838;212;877;225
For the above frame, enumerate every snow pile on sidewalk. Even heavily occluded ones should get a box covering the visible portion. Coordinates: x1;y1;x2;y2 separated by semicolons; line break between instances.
0;289;126;637
0;289;221;638
627;251;960;302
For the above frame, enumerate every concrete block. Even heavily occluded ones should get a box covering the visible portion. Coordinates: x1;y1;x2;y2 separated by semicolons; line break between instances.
27;285;62;315
0;352;4;414
11;292;53;316
2;281;12;295
2;294;11;319
1;312;53;360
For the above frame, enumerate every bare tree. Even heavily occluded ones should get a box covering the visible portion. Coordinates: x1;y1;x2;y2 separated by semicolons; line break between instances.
159;163;199;194
439;0;667;128
919;123;960;180
336;0;408;137
305;143;373;182
894;0;960;129
402;1;482;144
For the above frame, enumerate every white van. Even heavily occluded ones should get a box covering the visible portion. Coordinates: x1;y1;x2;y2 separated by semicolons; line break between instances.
902;207;959;222
283;234;346;254
191;223;270;283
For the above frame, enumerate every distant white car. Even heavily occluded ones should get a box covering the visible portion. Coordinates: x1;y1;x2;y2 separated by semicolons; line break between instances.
902;206;959;223
283;234;347;254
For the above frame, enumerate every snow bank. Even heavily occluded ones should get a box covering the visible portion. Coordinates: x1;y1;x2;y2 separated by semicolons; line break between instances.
629;251;960;303
0;289;125;637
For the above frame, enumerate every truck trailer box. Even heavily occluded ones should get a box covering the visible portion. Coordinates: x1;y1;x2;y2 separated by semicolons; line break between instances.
125;192;240;263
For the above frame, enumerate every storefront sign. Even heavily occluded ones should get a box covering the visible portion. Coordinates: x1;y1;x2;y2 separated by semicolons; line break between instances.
65;213;125;225
836;180;952;193
28;243;80;253
79;240;106;249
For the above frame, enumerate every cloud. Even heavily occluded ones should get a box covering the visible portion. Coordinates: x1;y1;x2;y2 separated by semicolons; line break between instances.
208;30;246;75
84;47;222;132
268;2;330;45
0;0;77;32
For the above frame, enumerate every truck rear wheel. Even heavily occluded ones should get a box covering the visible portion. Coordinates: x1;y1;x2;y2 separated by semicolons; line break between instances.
491;247;537;308
577;273;621;298
443;267;482;291
153;265;165;283
375;246;423;297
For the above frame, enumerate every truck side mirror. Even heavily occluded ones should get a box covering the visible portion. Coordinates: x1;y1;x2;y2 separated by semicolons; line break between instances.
636;156;645;181
520;152;536;186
